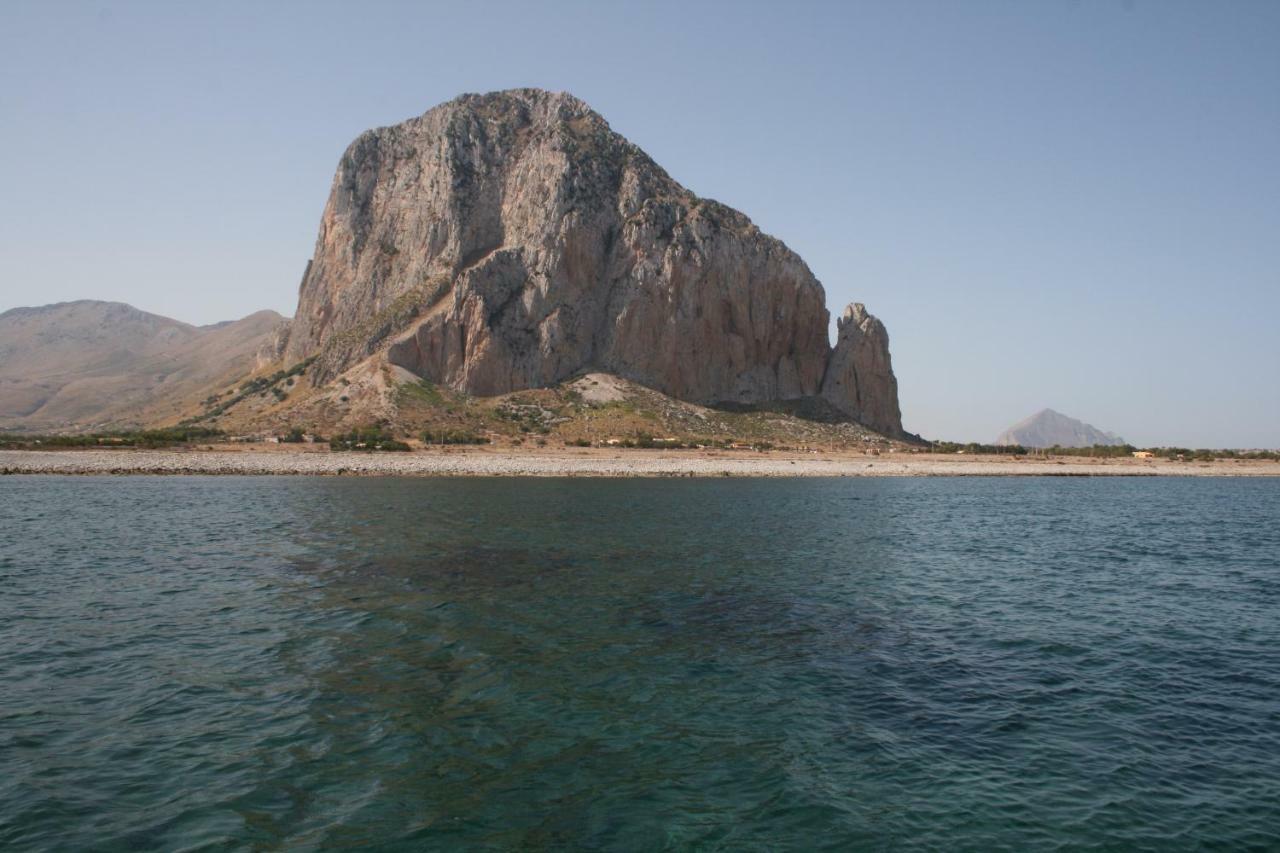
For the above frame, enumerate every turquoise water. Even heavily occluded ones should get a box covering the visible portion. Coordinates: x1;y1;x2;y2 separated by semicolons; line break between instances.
1;476;1278;850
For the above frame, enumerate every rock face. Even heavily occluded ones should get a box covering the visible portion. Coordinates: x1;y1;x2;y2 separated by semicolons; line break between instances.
820;304;902;436
996;408;1125;448
0;301;285;431
284;88;903;434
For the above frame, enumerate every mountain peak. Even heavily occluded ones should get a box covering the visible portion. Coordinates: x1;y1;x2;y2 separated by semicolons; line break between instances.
280;89;904;435
0;91;905;439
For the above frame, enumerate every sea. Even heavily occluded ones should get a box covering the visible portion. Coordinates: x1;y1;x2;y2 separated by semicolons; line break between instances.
2;475;1277;850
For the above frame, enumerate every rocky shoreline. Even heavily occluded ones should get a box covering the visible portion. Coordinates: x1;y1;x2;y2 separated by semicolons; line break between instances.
3;448;1277;478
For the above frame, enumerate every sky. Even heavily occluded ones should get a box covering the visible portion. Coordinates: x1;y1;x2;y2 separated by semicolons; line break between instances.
1;0;1277;447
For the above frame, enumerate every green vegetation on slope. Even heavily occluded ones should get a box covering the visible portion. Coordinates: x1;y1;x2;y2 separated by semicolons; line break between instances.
186;358;317;424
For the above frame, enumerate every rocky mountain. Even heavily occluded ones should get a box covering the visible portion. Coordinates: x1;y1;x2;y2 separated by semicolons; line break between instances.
0;90;907;439
279;88;903;436
0;301;285;431
821;304;901;439
996;408;1125;448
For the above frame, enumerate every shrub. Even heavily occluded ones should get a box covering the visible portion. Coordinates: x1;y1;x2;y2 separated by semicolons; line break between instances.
330;425;411;452
0;427;225;449
421;428;490;445
280;427;306;444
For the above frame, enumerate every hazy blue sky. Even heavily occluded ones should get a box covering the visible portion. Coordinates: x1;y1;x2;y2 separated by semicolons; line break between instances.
2;1;1276;446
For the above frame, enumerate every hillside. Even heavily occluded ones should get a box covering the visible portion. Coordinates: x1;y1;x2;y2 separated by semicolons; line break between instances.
0;301;286;432
180;364;908;451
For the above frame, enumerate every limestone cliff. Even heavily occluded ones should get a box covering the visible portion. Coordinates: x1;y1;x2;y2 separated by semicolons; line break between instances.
283;88;903;435
820;303;902;437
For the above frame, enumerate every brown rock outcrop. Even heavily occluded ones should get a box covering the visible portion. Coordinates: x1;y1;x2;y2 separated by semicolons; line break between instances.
284;88;903;433
819;303;902;436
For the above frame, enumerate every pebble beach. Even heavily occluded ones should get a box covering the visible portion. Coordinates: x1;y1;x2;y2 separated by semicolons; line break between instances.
3;448;1277;477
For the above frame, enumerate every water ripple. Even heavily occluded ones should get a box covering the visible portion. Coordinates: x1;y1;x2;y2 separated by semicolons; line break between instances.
1;476;1278;849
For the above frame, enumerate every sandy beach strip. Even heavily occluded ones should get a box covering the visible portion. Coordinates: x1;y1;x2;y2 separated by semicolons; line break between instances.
3;448;1278;477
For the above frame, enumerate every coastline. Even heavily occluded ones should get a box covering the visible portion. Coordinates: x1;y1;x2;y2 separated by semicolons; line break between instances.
3;447;1278;477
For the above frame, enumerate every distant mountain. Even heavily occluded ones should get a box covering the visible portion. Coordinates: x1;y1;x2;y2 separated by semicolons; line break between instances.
995;408;1125;448
0;301;286;432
